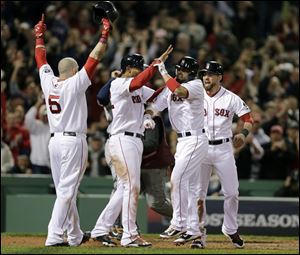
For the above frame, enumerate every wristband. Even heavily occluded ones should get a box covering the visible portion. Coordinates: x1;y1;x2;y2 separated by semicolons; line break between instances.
36;37;44;45
166;78;180;92
99;35;107;43
241;128;249;138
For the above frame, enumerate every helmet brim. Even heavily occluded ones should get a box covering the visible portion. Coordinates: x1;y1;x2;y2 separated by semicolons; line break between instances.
199;69;222;75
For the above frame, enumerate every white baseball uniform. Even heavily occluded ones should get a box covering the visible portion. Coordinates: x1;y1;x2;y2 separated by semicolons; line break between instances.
198;86;251;235
39;64;90;246
91;77;154;246
152;79;208;236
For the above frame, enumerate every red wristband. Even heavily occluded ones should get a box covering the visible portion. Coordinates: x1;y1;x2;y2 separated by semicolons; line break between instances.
36;37;45;46
166;78;180;92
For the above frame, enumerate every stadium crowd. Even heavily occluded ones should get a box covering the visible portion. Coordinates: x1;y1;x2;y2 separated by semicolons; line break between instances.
1;1;299;197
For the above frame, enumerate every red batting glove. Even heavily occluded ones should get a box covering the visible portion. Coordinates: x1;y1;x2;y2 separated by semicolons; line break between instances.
99;18;111;43
34;14;47;38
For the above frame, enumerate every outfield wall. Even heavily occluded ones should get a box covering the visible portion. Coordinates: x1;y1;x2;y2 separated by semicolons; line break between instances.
1;175;298;236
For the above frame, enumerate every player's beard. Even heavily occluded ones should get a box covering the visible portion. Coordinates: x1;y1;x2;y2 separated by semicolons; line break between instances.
204;81;216;92
176;73;188;83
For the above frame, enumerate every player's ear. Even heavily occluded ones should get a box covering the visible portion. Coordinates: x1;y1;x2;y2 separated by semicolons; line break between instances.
218;75;223;82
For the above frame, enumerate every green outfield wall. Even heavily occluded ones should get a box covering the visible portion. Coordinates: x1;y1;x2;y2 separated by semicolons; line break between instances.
1;175;285;233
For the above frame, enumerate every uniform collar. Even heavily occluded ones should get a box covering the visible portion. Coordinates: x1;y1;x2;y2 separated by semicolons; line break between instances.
205;86;224;98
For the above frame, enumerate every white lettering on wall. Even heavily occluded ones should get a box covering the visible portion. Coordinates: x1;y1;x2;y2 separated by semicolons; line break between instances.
206;214;299;228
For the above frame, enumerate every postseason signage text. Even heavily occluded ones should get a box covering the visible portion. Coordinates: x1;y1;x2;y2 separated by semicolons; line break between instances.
205;197;299;236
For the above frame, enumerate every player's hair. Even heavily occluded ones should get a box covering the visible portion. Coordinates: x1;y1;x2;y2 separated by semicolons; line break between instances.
58;57;79;75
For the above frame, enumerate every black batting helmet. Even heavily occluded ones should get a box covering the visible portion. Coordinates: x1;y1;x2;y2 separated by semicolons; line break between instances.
175;56;199;76
199;61;223;76
121;54;145;72
93;1;119;24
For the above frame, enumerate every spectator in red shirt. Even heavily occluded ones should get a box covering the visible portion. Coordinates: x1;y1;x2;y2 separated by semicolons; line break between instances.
4;111;30;163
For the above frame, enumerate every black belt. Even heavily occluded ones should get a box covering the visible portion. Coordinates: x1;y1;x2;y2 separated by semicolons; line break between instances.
50;132;77;137
209;138;230;145
177;129;205;138
124;131;143;139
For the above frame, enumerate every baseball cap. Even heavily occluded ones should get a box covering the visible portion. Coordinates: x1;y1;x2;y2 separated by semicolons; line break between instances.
270;125;283;134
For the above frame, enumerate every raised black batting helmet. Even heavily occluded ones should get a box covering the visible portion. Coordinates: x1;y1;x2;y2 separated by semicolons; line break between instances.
121;54;144;72
199;61;223;76
93;1;119;24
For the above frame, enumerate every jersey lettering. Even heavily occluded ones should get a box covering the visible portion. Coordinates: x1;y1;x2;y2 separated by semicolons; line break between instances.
215;108;230;117
131;95;141;103
171;94;183;102
48;95;61;114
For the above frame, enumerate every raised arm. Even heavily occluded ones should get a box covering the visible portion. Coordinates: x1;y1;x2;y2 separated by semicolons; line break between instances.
155;64;189;98
154;45;189;98
34;14;47;69
129;45;173;92
84;18;111;79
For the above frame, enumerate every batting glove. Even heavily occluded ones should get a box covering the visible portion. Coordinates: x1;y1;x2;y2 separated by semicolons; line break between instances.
34;14;47;38
99;18;111;43
143;114;155;129
154;61;168;76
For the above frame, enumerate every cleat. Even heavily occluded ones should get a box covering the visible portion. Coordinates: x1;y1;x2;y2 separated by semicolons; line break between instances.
109;226;123;241
80;231;91;245
190;238;205;249
122;236;152;247
174;233;201;244
222;230;245;249
200;227;207;247
160;226;185;239
93;234;117;247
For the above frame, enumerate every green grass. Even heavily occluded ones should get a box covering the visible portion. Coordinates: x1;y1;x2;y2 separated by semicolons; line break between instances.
1;233;299;254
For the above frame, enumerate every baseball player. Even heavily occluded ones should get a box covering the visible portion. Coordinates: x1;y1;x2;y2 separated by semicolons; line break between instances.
152;56;208;245
90;46;173;247
94;71;174;241
34;14;111;246
104;107;174;241
191;61;253;249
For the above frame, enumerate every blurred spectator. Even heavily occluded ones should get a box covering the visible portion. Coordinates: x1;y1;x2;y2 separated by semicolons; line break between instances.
4;111;30;163
9;154;32;174
260;125;297;180
250;112;270;179
24;96;50;174
232;2;258;41
234;119;264;179
1;69;7;130
286;120;299;175
274;169;299;197
252;112;271;146
1;129;14;174
85;132;110;177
